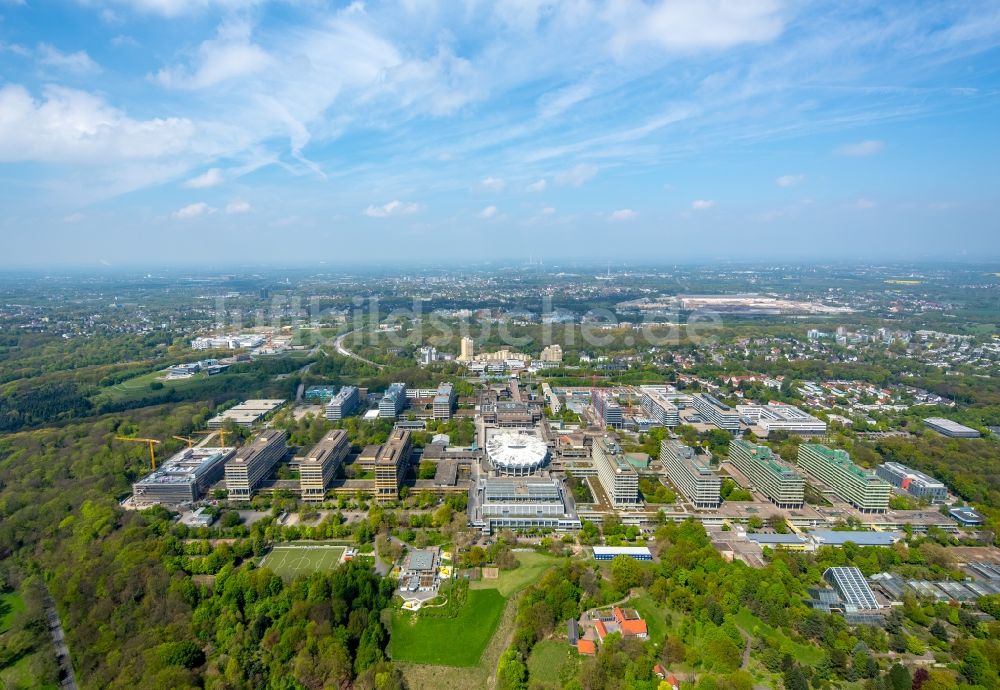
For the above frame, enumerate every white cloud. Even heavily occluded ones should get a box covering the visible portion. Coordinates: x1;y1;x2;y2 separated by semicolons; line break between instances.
63;212;85;223
478;205;498;219
0;84;195;164
37;43;100;73
364;200;419;217
541;206;556;214
854;197;877;209
775;174;804;187
225;200;251;214
538;83;593;119
526;179;547;192
156;21;271;89
609;208;637;221
836;140;885;157
184;167;224;188
555;163;598;187
173;201;213;219
480;176;506;191
691;199;715;210
609;0;785;55
97;0;259;17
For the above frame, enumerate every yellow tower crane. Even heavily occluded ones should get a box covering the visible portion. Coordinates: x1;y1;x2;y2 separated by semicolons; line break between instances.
115;437;161;470
172;435;196;448
194;429;230;447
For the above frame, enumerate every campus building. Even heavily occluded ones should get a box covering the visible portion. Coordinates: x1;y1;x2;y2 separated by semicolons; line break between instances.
208;399;285;428
325;385;360;421
728;439;804;509
540;344;563;362
224;429;287;500
660;439;721;509
473;478;581;533
736;403;827;435
131;446;235;506
432;382;455;420
299;430;350;502
640;387;680;427
923;417;981;438
692;394;740;432
379;382;407;418
797;443;891;514
593;437;640;508
374;428;412;502
876;462;947;503
592;389;624;428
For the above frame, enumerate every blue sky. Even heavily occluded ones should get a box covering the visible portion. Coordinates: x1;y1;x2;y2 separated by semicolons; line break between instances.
0;0;998;267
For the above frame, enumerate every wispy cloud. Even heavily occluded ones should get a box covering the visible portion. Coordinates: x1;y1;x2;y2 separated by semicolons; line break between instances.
364;200;420;218
691;199;716;210
776;174;804;187
555;164;598;187
609;208;637;221
480;176;505;191
836;140;885;157
184;167;224;188
173;201;213;219
854;197;877;209
526;179;547;192
37;43;101;73
478;205;498;219
225;200;251;214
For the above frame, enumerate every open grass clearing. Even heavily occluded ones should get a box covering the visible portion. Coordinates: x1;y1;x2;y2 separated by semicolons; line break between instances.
0;591;25;634
526;639;579;689
390;588;506;667
732;608;825;666
470;551;564;597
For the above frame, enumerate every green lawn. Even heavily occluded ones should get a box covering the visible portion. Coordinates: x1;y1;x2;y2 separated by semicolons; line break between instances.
390;588;506;666
526;639;579;688
732;608;825;666
0;591;25;634
630;592;671;643
260;544;345;580
91;369;207;405
471;551;564;597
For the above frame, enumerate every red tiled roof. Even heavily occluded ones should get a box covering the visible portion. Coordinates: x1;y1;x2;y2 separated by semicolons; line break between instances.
594;620;607;639
577;639;596;656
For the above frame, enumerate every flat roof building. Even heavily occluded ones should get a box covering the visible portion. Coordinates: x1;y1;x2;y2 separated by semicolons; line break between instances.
208;399;285;428
661;439;720;509
924;418;980;438
824;567;881;611
737;403;827;436
132;446;235;506
300;429;350;502
592;546;652;561
474;477;580;533
325;386;360;421
729;439;804;509
379;382;407;419
592;389;624;429
692;394;740;432
876;462;947;503
640;387;680;427
949;506;985;526
797;443;891;514
593;437;640;508
432;382;455;420
374;428;412;502
225;429;287;500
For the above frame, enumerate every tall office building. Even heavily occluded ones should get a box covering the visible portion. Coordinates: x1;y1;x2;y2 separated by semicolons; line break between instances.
728;439;804;509
224;429;287;500
459;337;474;362
692;394;741;432
592;389;624;428
325;385;360;420
593;437;640;508
661;440;721;508
132;446;234;506
640;387;680;427
432;382;455;420
797;443;890;514
875;462;947;503
540;344;563;362
374;428;412;502
379;382;407;418
299;430;350;502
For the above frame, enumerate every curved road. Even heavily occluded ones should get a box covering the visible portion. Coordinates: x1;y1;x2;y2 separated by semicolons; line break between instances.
333;330;385;369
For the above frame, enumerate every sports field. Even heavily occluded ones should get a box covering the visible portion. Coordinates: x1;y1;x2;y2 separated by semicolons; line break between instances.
260;544;346;579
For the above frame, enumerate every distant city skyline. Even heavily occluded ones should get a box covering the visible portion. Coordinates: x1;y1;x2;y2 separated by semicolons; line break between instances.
1;1;998;266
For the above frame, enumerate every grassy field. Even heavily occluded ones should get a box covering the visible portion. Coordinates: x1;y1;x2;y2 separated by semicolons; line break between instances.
630;592;671;643
470;551;563;597
526;639;579;689
0;591;24;634
260;544;345;579
91;369;207;405
390;588;506;667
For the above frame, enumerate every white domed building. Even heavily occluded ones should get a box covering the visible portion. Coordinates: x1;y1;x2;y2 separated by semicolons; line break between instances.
486;432;548;477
